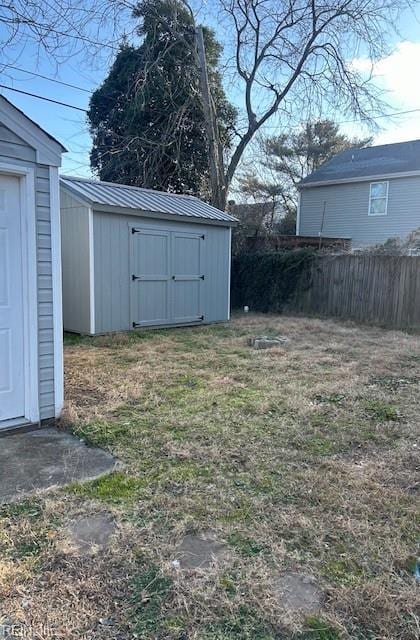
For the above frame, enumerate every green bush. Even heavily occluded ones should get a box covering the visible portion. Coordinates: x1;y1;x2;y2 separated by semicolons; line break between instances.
231;249;315;312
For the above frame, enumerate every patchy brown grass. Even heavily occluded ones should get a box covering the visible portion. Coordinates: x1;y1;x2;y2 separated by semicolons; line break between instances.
1;314;419;639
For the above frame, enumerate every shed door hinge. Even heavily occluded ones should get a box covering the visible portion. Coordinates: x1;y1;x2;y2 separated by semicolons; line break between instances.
200;275;205;280
201;234;205;239
132;321;141;328
131;227;141;234
198;315;204;321
132;274;141;281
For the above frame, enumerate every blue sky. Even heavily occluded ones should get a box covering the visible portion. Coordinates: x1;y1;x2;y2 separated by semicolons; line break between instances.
1;3;420;178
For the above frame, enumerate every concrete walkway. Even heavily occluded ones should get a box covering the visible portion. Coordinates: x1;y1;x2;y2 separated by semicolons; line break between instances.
0;428;116;503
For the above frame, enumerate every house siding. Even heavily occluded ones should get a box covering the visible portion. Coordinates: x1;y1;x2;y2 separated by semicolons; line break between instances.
93;211;231;333
60;189;91;333
299;175;420;248
0;124;55;420
36;165;55;419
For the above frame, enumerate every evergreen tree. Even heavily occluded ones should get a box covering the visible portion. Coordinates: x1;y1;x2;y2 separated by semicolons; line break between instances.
88;0;236;195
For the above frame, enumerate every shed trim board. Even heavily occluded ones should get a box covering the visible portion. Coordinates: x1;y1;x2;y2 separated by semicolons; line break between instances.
0;161;39;426
49;166;64;418
88;207;95;334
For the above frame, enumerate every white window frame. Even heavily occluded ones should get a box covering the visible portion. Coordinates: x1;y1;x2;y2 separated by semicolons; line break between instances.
368;181;389;216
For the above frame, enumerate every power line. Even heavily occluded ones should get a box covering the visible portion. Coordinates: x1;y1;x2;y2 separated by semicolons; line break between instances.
2;74;420;130
0;84;87;112
338;107;420;125
1;64;92;93
260;107;420;130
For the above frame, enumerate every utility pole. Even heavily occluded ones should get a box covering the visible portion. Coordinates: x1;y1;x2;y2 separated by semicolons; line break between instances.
195;26;225;210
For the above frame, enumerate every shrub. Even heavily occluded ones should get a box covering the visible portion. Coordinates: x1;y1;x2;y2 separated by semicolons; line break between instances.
231;249;315;312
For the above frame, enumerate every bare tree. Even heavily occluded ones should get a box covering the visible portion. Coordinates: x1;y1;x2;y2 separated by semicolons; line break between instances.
185;0;413;209
0;0;133;65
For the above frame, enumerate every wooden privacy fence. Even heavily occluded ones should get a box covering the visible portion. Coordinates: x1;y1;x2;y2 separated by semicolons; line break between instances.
291;255;420;330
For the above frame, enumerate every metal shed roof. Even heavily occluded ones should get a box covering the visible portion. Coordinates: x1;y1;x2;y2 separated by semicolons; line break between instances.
60;176;237;226
299;139;420;187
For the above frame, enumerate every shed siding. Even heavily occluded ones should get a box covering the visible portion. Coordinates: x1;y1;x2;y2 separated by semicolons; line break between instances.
0;123;56;420
60;189;91;333
93;211;230;333
299;176;420;248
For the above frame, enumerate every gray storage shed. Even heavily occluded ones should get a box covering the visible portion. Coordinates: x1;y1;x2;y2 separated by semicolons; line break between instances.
60;176;237;334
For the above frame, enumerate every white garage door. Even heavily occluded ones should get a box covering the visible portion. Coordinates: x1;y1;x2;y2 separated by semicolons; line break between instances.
0;174;25;422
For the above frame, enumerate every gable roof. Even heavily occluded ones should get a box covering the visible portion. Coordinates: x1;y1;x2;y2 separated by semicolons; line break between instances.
0;95;66;165
60;176;238;226
299;139;420;188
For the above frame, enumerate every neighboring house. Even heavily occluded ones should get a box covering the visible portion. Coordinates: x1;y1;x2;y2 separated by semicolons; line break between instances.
0;96;65;432
60;176;237;334
297;139;420;249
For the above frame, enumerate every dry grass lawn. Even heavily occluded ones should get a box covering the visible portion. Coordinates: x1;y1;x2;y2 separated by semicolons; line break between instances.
1;314;419;639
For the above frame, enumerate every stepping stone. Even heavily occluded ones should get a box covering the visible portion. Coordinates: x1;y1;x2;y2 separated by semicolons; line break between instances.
61;513;117;555
174;530;229;569
274;572;323;615
248;336;289;350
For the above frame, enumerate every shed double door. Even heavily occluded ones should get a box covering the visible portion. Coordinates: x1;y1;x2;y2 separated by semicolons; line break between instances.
130;227;204;327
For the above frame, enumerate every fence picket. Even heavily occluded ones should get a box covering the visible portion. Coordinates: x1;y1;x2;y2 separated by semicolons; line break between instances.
292;256;420;330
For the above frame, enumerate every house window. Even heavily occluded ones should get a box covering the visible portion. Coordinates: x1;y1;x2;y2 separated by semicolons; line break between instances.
368;181;388;216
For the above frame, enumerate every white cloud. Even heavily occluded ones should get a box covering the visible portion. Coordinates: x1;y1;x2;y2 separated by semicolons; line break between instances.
349;41;420;144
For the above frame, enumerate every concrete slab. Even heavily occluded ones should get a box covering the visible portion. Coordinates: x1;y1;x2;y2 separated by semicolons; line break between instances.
0;428;116;504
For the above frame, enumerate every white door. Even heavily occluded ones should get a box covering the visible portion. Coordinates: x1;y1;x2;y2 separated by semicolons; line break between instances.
0;174;25;422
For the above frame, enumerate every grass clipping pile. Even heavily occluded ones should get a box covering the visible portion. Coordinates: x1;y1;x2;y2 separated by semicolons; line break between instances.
1;315;419;639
